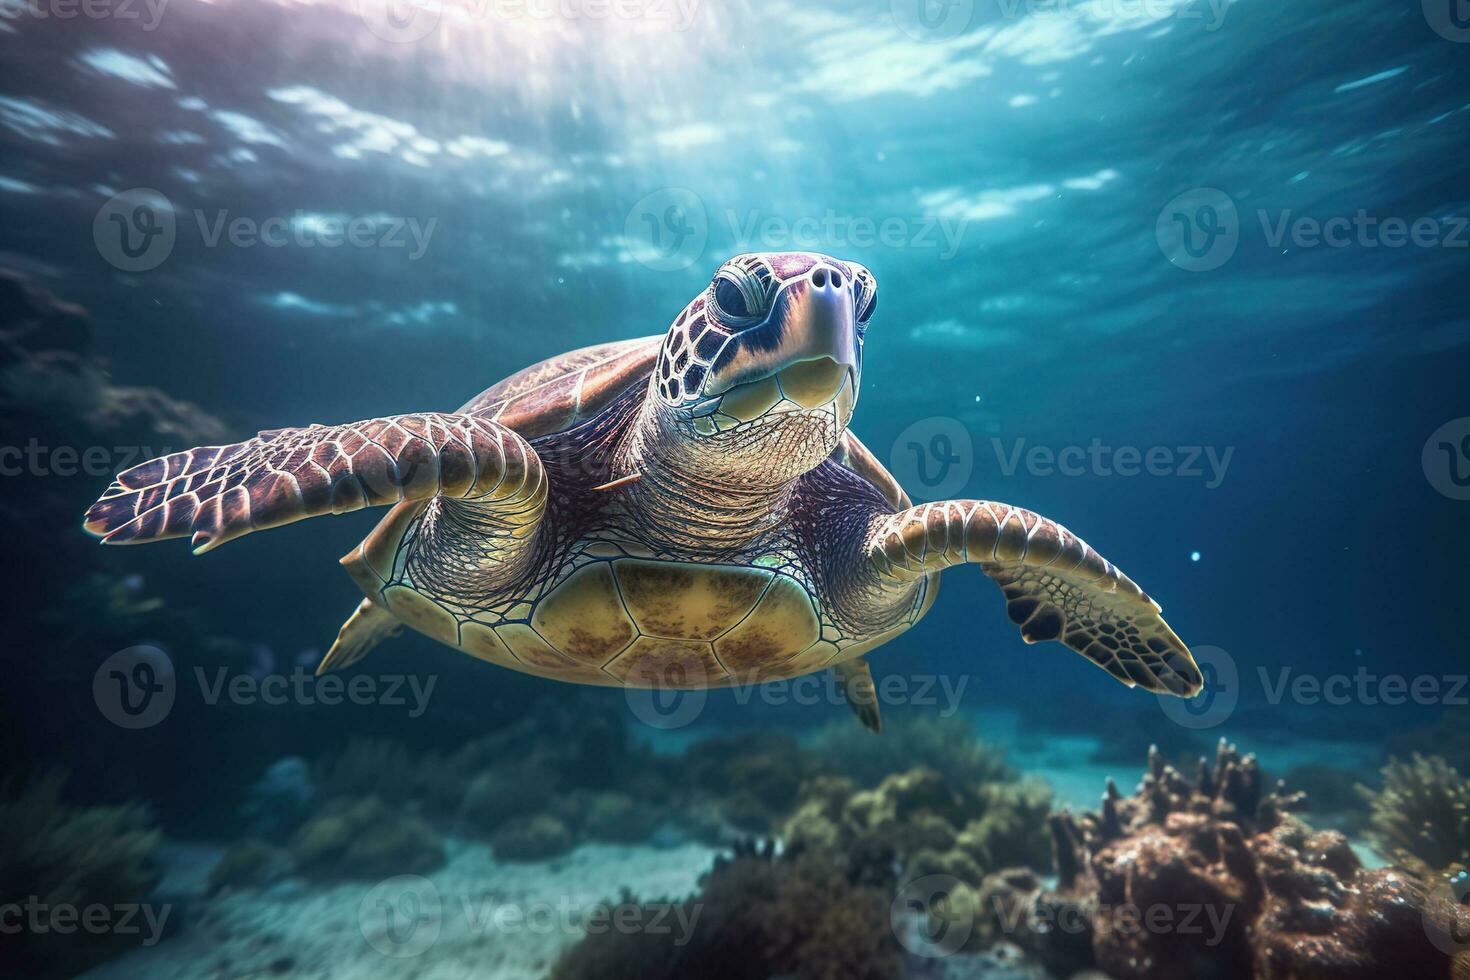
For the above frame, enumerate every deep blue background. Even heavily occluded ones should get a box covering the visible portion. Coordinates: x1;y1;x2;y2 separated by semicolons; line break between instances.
1;0;1466;773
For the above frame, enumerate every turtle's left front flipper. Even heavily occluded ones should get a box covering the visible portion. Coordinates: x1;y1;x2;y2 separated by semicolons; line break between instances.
867;501;1202;697
83;413;545;554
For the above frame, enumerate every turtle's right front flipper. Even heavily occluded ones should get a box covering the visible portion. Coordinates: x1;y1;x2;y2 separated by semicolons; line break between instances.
83;413;546;554
865;501;1202;698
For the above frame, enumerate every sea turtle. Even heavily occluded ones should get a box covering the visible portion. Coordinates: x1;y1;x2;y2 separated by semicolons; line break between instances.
83;251;1202;730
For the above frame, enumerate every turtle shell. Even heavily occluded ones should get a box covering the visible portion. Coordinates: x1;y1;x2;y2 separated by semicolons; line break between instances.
341;334;917;687
442;556;833;688
459;335;662;436
342;337;662;586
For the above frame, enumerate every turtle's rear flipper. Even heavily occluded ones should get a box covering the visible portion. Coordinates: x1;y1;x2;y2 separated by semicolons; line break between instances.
317;598;402;675
83;413;545;554
866;501;1202;698
834;658;882;733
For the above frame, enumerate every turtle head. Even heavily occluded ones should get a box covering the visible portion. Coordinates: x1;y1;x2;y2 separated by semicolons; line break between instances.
648;252;875;483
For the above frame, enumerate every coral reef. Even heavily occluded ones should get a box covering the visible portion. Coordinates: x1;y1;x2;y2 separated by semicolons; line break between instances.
810;714;1015;789
490;814;576;861
781;765;1053;887
0;774;162;978
1279;761;1371;834
1387;708;1470;775
550;841;904;980
289;796;445;879
0;269;227;570
205;841;294;896
239;757;314;843
306;699;684;860
683;730;819;833
1359;753;1470;877
970;741;1470;980
581;791;665;844
311;738;424;807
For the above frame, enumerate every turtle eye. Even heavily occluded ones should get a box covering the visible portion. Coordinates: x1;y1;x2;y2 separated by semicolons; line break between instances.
853;268;877;332
714;277;751;319
711;264;772;324
856;286;877;333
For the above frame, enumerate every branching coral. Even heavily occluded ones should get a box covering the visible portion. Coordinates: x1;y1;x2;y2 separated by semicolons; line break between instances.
781;764;1054;894
1359;753;1470;877
550;841;904;980
810;713;1015;789
489;814;576;861
682;731;818;834
972;741;1470;980
289;796;445;879
312;739;423;807
206;840;293;895
0;774;162;978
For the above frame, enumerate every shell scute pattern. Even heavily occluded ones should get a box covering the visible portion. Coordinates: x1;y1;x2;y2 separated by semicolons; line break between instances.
460;337;661;439
712;574;822;674
393;552;836;686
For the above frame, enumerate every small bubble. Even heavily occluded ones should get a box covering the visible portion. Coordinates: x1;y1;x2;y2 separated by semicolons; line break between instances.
1190;551;1201;562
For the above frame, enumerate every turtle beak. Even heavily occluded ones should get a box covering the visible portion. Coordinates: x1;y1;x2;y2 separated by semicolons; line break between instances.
700;262;861;408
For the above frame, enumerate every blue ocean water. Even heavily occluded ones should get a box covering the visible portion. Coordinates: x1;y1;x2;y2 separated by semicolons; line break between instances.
1;1;1468;976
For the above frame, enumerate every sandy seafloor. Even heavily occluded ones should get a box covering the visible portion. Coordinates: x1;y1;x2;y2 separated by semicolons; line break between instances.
84;708;1384;979
85;840;721;980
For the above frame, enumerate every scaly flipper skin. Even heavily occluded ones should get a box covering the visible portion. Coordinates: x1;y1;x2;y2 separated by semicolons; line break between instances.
318;598;402;675
866;500;1202;697
834;658;882;733
82;413;546;554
